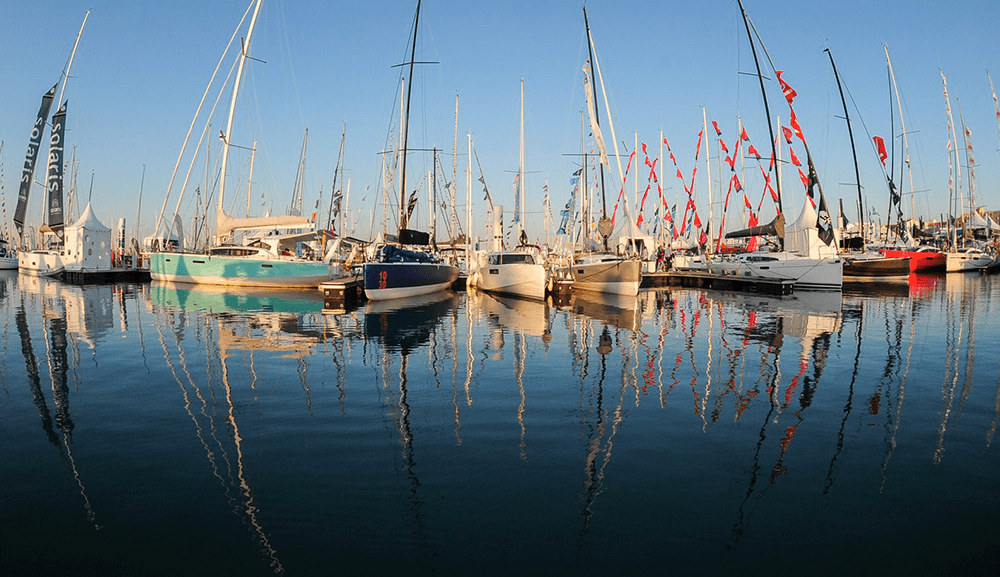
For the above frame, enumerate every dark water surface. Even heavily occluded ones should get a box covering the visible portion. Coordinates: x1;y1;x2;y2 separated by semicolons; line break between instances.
2;270;998;576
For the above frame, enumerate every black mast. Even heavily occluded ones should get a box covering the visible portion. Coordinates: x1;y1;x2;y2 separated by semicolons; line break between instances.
582;6;613;250
399;0;421;233
737;0;782;217
825;48;865;245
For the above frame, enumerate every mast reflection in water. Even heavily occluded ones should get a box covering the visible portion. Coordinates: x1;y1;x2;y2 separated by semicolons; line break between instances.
1;271;998;575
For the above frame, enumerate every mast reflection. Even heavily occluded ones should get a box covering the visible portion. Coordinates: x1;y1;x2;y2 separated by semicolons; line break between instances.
15;275;101;529
712;290;841;549
363;290;461;571
149;282;348;575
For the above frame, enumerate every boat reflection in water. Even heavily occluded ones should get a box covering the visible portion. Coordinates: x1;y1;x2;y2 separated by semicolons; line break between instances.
148;282;350;575
364;290;460;352
150;281;325;315
4;269;999;575
11;273;105;532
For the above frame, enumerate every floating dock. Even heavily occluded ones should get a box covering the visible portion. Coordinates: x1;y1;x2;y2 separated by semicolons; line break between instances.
320;276;364;310
320;268;794;312
643;270;794;295
62;267;151;284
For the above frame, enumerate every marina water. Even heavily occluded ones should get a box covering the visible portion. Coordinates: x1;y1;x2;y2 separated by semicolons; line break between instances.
2;270;997;575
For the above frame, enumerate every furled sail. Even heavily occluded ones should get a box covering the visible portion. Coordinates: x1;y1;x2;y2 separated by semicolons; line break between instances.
582;68;611;172
14;84;57;237
40;101;67;238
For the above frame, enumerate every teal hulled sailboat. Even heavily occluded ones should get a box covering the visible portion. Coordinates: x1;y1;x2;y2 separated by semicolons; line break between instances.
149;0;334;289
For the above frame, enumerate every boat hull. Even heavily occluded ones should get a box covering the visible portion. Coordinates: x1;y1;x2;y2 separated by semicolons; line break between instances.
708;253;843;290
945;250;993;272
558;257;642;296
17;250;64;277
671;253;709;272
843;254;911;280
470;263;547;300
0;240;15;270
880;248;946;272
149;252;332;288
363;261;460;301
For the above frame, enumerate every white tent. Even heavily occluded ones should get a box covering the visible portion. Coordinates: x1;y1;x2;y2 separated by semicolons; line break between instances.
968;210;1000;235
62;202;112;272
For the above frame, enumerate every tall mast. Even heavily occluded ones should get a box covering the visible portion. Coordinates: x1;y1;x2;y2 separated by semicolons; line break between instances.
941;69;961;244
399;0;421;233
324;123;346;244
579;109;589;246
958;101;976;208
247;140;257;216
659;130;666;246
58;10;90;107
825;48;865;245
885;46;916;234
452;93;459;242
519;78;526;237
466;132;472;257
633;133;638;214
292;128;308;215
217;0;262;226
582;6;605;217
134;165;145;250
703;108;714;252
430;150;436;242
737;0;781;216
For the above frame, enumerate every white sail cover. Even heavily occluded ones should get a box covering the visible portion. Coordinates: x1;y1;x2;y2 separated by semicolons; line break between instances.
785;199;839;259
215;208;314;238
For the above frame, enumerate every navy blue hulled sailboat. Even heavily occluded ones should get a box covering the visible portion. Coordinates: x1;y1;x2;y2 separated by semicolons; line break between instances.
362;0;458;301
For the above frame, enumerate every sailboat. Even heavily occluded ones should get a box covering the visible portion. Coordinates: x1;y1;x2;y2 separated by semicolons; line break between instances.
148;0;334;289
15;12;115;280
468;80;547;300
0;139;18;270
824;48;910;281
0;238;16;270
361;0;459;301
875;46;946;273
708;1;843;291
15;84;66;277
940;70;993;273
551;7;642;297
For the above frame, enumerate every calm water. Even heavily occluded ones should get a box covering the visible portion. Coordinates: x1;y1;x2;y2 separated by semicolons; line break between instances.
2;270;998;576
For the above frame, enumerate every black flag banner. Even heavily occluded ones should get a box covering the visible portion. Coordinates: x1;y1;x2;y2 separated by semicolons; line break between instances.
806;154;835;246
406;190;418;221
14;84;57;237
44;101;68;239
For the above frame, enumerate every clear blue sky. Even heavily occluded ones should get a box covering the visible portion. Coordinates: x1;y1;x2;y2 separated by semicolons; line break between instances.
1;0;998;245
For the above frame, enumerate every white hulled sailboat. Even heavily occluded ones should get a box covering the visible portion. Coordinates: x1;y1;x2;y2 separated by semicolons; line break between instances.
468;80;547;300
551;7;642;297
